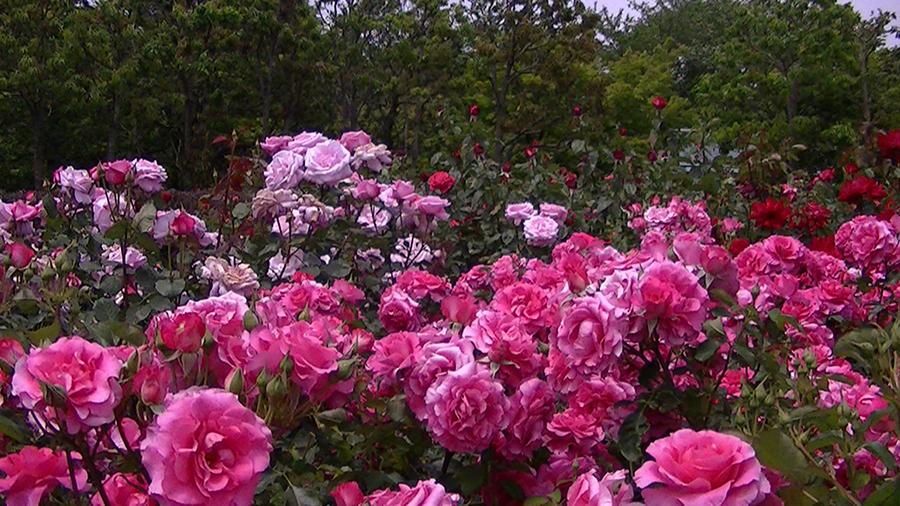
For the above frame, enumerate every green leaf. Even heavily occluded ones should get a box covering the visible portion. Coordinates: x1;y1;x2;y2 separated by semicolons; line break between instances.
93;298;120;322
863;478;900;506
322;259;352;279
753;430;808;481
232;202;251;220
104;220;130;240
0;410;31;443
694;336;721;362
25;319;61;345
709;288;736;307
133;201;157;233
386;394;409;423
156;279;185;298
522;497;549;506
99;274;123;295
286;486;321;506
617;410;648;464
109;322;146;346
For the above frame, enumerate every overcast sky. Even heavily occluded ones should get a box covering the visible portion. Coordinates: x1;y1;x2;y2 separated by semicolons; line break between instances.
595;0;900;46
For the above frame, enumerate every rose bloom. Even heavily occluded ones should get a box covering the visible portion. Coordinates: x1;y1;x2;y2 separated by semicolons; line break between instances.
366;331;422;386
12;336;123;434
413;195;451;221
0;446;88;506
251;188;298;220
339;130;372;152
91;474;155;506
378;286;422;333
103;159;132;186
287;131;327;155
721;217;743;234
264;150;305;190
132;159;168;193
539;203;568;225
523;215;560;247
305;140;352;185
259;135;292;155
141;388;272;506
506;202;537;225
834;215;900;273
568;470;642;506
101;244;148;270
200;257;260;298
429;171;456;193
554;294;625;377
366;480;460;506
496;378;556;461
839;176;888;204
491;282;549;334
749;199;791;229
351;143;393;172
424;362;509;454
331;482;364;506
878;129;900;163
405;339;475;420
636;261;709;347
56;166;94;204
634;429;771;506
5;243;34;269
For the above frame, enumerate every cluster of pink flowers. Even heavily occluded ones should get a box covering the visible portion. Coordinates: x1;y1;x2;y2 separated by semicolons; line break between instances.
505;202;567;246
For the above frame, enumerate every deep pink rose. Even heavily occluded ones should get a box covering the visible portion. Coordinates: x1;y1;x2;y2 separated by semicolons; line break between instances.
339;130;372;152
366;331;422;385
278;322;343;401
366;479;459;506
0;446;87;506
132;359;170;406
141;388;272;506
569;377;637;439
701;245;740;296
331;482;364;506
103;159;132;186
158;312;206;353
305;140;352;186
634;429;770;506
405;339;474;420
523;215;560;246
5;243;34;269
636;261;709;347
424;362;509;453
491;282;549;333
835;215;900;273
91;474;155;506
554;294;625;376
0;337;24;368
378;286;422;333
762;235;806;274
12;336;123;434
496;378;555;461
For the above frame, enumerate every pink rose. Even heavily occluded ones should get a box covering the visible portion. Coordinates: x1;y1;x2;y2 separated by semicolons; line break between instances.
440;295;478;325
305;140;352;186
424;362;509;453
554;294;625;376
158;312;206;353
141;388;272;506
378;286;422;333
287;131;327;155
523;215;560;246
491;282;549;334
835;215;900;273
636;261;709;347
259;135;293;155
351;177;381;200
103;159;132;186
366;480;459;506
0;446;87;506
545;409;604;456
351;143;393;172
57;166;94;204
721;218;743;234
673;232;703;265
132;358;170;406
506;202;537;225
279;322;343;401
496;378;555;461
264;150;305;190
331;482;365;506
339;130;372;152
366;332;422;385
91;474;154;506
0;338;25;368
539;203;568;224
762;235;806;274
132;159;167;193
405;339;474;420
567;470;642;506
12;336;123;434
413;195;451;221
634;429;771;506
5;243;34;269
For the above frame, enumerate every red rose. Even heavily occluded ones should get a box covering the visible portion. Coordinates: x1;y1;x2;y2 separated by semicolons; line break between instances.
844;162;860;174
619;127;627;137
809;235;838;257
729;238;751;256
428;171;456;194
565;172;578;189
5;243;34;269
839;176;887;204
573;106;582;117
159;312;206;353
647;150;658;162
749;198;791;229
652;96;668;111
502;161;511;173
469;104;480;117
525;147;536;159
473;142;484;156
169;211;196;236
613;148;624;161
160;191;172;204
877;130;900;163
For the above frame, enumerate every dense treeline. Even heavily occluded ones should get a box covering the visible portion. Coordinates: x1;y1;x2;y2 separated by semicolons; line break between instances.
0;0;898;190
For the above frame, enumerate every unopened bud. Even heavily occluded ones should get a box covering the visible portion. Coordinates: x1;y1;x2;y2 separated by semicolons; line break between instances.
227;368;244;396
266;376;288;399
41;382;68;409
279;355;294;376
335;359;356;381
243;310;259;331
256;370;268;390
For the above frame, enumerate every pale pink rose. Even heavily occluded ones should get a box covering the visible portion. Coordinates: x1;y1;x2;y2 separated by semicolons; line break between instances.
721;218;743;234
424;362;509;453
259;135;293;155
523;215;560;246
366;480;459;506
413;196;451;221
91;474;153;506
539;203;568;225
636;261;709;347
567;470;643;506
835;215;900;273
634;429;771;506
496;378;555;461
505;202;537;225
350;143;392;172
264;150;305;190
378;286;422;333
644;206;677;227
57;166;93;204
554;294;625;376
132;159;167;193
331;482;365;506
305;140;352;186
0;446;87;506
491;282;549;333
366;331;422;386
141;388;272;506
92;191;130;234
673;232;703;265
101;244;148;270
287;131;327;155
12;336;122;434
640;230;669;261
339;130;372;152
405;339;475;419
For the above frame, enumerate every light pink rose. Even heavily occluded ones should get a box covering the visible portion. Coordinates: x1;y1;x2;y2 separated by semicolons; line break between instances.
132;159;167;193
496;378;555;461
539;203;568;224
567;470;642;506
523;215;560;246
424;362;509;453
351;177;381;200
721;218;743;234
91;474;153;506
57;166;93;204
259;135;293;155
339;130;372;152
287;131;327;155
636;261;709;347
0;446;87;506
413;196;451;221
350;143;392;172
505;202;537;225
554;294;626;377
12;336;123;434
141;388;272;506
378;286;422;333
644;206;677;227
305;140;352;186
634;429;771;506
365;480;460;506
264;150;305;190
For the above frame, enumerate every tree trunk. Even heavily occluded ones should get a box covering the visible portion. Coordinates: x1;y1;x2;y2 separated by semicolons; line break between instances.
786;79;799;123
106;86;122;160
32;111;45;190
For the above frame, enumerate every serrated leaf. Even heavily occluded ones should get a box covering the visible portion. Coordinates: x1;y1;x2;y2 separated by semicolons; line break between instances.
133;202;157;233
93;298;120;322
156;279;185;298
